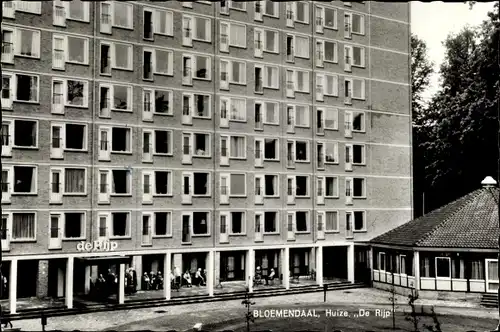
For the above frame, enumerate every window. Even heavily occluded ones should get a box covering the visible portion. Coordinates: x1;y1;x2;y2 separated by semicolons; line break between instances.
144;48;174;76
153;171;171;195
324;108;338;129
435;257;451;278
264;211;278;233
262;138;278;160
295;105;310;127
352;112;365;131
325;177;338;197
229;173;246;196
111;85;132;112
259;65;279;89
52;79;89;108
324;74;338;96
350;45;365;67
346;12;365;35
110;169;131;195
353;144;365;164
294;176;309;197
378;252;386;271
229;1;246;11
193;94;210;117
15;74;39;102
149;130;171;155
64;168;86;194
153;90;172;115
113;43;133;70
11;1;42;14
111;127;132;153
13;120;37;148
193;212;209;235
325;142;338;163
192;16;211;42
193;55;210;79
295;212;308;232
291;140;308;162
12;213;36;240
353;211;365;231
113;2;133;29
229;60;246;84
13;166;36;194
264;175;278;196
230;212;245;234
264;102;279;124
229;98;246;121
192;133;210;157
111;212;130;237
154;212;172;237
353;178;365;197
52;35;89;65
143;8;174;39
228;135;246;158
264;1;278;17
264;30;279;53
324;41;337;62
15;28;41;58
325;211;338;231
295;70;310;93
345;78;365;100
295;35;309;58
222;22;246;48
1;28;14;63
193;172;209;195
63;213;84;239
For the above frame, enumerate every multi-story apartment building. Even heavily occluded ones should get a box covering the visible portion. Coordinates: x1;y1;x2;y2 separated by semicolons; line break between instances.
0;0;412;312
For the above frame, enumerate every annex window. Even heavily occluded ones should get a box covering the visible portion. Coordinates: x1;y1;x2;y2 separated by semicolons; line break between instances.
111;170;131;195
153;130;172;155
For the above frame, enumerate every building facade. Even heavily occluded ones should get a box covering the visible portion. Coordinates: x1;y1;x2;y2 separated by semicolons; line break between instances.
1;0;412;312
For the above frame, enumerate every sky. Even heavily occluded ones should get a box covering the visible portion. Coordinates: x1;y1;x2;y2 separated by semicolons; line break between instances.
410;1;496;102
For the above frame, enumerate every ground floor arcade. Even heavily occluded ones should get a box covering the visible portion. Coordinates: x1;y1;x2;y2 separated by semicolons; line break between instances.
1;244;369;313
372;247;499;293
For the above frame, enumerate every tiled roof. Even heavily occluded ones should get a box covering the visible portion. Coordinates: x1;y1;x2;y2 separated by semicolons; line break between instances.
371;187;500;249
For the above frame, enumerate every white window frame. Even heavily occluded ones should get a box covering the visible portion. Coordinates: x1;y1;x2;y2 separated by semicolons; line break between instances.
12;165;38;194
52;34;89;66
52;78;89;108
378;252;386;271
323;74;339;96
61;212;86;240
189;171;211;197
263;29;279;53
352;144;366;165
324;142;338;164
225;59;247;85
190;132;212;158
110;1;134;30
324;176;339;198
294;70;310;93
263;138;279;161
293;105;310;128
110;126;133;154
191;15;212;42
61;167;87;195
108;84;133;112
294;211;310;233
324;211;339;232
345;44;366;68
190;211;211;237
262;174;279;197
145;48;174;76
191;54;212;80
152;211;173;238
263;101;279;125
353;210;366;232
109;169;132;196
435;257;452;278
323;107;338;130
10;212;37;242
11;119;39;149
293;175;310;197
323;40;338;63
152;170;173;196
346;12;365;35
143;7;174;38
11;27;41;59
111;42;133;71
345;77;366;100
323;6;338;30
225;135;247;159
293;2;310;24
263;65;279;89
189;93;211;119
110;212;132;239
263;211;279;234
228;97;247;122
224;173;247;197
151;129;173;156
228;211;246;235
264;1;279;18
10;73;40;103
351;111;366;132
229;1;246;11
288;139;310;163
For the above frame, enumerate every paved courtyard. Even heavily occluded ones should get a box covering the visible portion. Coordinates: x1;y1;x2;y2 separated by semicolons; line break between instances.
9;288;498;331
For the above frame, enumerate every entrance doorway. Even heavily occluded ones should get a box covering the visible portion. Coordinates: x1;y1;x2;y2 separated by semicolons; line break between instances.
220;251;245;281
486;259;499;293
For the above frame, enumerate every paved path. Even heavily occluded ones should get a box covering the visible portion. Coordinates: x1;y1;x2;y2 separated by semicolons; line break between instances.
11;288;499;331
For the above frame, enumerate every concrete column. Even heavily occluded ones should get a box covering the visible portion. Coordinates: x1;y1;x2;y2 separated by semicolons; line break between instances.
65;257;74;309
369;247;374;272
164;252;171;300
9;259;17;314
414;251;420;290
57;267;64;297
316;246;323;286
283;247;290;290
36;260;49;298
118;263;125;304
133;256;143;291
214;251;220;285
207;250;214;296
84;266;91;295
246;249;255;292
347;244;355;283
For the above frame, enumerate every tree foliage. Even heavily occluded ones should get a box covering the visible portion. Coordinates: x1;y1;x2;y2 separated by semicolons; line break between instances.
414;3;499;212
411;34;434;123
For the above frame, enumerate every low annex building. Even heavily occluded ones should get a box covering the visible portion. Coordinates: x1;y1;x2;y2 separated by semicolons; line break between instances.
371;177;500;299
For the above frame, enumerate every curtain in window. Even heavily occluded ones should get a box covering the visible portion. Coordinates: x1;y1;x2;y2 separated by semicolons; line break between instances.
295;37;309;58
265;103;275;123
155;11;172;35
326;75;336;95
12;213;35;239
18;30;35;57
489;261;499;281
325;109;336;128
265;66;275;88
297;71;305;91
353;47;362;66
195;17;206;40
325;212;337;230
295;106;307;126
230;24;245;47
230;136;244;157
53;81;63;105
155;50;171;74
68;0;85;20
470;260;484;279
113;3;130;27
230;98;245;120
265;31;275;51
230;174;245;196
353;79;364;99
265;1;275;15
422;257;430;277
352;14;361;33
65;169;84;193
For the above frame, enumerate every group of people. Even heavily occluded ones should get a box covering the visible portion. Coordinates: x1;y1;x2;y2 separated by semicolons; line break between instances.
170;266;207;287
90;269;129;299
254;266;276;286
141;271;164;290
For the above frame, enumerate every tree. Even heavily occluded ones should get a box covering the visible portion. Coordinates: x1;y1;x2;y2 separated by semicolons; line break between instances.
413;3;499;211
411;34;434;123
